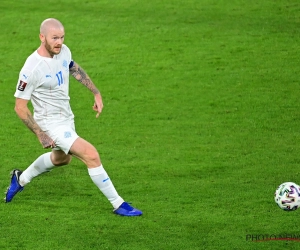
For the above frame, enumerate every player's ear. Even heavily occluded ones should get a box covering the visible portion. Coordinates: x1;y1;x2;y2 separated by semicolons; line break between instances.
39;33;45;43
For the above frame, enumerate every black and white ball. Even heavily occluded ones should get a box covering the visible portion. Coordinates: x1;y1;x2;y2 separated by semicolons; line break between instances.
274;182;300;211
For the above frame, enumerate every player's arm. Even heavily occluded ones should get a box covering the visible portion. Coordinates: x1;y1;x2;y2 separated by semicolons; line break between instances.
14;98;56;149
69;61;103;118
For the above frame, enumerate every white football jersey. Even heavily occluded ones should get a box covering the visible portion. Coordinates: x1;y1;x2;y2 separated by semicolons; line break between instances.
14;44;74;130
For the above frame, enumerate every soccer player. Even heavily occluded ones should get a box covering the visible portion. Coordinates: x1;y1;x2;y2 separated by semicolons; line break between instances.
5;18;142;216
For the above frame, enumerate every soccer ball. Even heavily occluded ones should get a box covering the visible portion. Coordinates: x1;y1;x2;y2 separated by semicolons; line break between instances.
274;182;300;211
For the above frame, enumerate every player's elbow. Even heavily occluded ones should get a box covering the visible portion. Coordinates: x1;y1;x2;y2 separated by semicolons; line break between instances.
14;98;29;117
14;103;23;114
14;105;23;118
14;104;20;114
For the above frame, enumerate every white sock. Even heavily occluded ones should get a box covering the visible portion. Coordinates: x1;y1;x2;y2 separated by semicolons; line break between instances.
88;165;124;209
19;152;54;186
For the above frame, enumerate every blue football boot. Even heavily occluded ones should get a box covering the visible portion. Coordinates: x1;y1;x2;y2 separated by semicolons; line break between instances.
114;202;143;216
5;169;24;202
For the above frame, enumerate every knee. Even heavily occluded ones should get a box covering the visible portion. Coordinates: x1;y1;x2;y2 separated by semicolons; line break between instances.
84;149;101;167
52;155;72;166
87;150;100;162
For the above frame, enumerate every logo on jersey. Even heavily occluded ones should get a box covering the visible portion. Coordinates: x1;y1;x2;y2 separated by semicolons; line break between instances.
18;80;27;91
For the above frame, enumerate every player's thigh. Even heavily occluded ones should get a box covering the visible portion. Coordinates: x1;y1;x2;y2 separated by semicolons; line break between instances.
69;137;101;166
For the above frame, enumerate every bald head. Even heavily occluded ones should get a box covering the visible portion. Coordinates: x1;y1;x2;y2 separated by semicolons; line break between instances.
38;18;65;57
40;18;64;35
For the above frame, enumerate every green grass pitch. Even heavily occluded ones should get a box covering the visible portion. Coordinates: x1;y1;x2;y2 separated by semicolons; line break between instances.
1;0;300;249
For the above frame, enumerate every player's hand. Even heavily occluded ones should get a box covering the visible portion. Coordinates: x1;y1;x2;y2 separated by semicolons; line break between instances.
93;93;103;118
37;132;56;149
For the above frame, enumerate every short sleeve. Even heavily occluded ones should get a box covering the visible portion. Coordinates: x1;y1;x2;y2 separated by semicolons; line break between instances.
14;69;37;100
